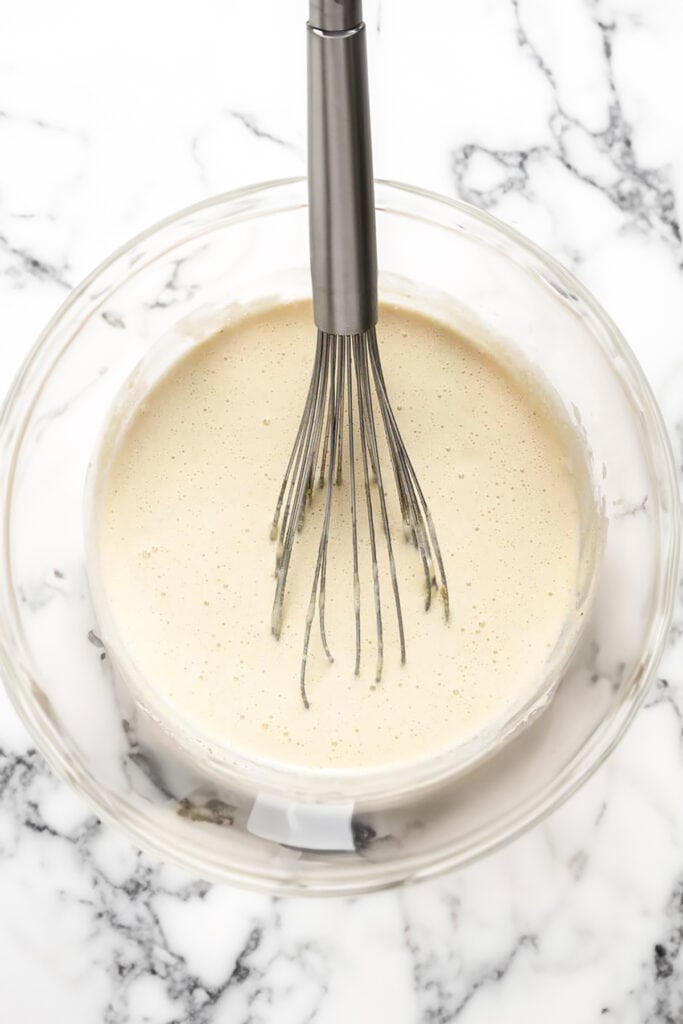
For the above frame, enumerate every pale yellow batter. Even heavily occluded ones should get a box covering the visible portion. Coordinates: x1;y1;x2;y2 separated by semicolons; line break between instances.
96;301;585;770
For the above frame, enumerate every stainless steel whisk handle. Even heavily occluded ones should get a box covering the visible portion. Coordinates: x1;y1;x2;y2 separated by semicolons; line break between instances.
307;0;378;336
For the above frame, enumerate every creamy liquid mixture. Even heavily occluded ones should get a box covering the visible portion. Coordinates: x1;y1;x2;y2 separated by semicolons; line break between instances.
97;301;585;770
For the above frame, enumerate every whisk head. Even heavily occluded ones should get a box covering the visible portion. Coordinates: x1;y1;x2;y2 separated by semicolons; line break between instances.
270;326;449;708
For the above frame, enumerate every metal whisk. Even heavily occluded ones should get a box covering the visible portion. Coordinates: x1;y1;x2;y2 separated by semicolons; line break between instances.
271;0;449;707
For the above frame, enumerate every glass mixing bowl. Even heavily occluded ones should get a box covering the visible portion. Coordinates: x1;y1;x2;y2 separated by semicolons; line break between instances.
0;179;678;895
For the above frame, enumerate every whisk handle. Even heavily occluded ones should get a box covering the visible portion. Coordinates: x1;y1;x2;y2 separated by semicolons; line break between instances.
307;1;378;335
309;0;362;32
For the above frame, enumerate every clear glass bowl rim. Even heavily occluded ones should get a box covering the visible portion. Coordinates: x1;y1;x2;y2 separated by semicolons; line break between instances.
0;177;679;895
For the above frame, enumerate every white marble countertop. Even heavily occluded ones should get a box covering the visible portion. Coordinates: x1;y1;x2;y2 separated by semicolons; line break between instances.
1;0;682;1020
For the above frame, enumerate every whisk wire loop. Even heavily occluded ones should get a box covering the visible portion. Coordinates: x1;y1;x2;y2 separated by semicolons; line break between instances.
272;327;448;706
